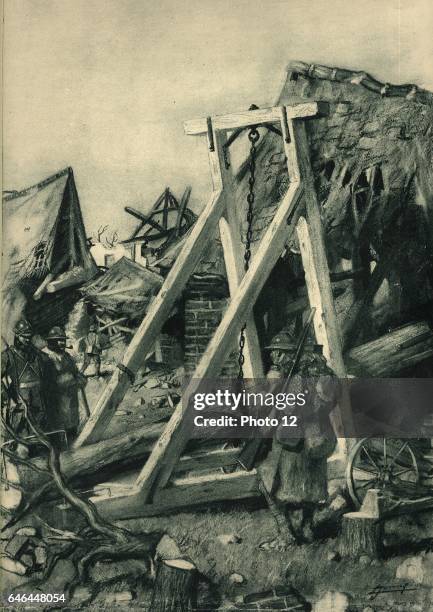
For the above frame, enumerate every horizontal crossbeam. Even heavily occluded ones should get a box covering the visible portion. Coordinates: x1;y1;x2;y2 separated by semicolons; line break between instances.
184;101;328;135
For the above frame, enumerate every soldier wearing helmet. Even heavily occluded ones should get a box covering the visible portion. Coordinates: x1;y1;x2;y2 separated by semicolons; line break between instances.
1;319;50;438
265;330;298;378
257;326;339;549
44;326;87;446
80;323;102;377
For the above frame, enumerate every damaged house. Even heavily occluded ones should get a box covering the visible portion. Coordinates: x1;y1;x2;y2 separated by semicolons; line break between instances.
232;61;433;373
2;167;97;343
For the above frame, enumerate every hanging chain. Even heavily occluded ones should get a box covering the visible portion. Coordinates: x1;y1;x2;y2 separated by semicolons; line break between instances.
238;127;260;379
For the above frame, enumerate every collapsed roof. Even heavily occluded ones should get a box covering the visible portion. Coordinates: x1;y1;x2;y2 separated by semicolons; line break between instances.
2;167;97;341
230;61;433;348
80;256;163;318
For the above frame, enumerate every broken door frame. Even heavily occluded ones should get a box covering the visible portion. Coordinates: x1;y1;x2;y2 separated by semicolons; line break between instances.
78;102;346;519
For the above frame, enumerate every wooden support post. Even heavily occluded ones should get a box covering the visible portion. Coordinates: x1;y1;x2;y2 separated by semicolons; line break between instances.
292;121;345;377
293;120;351;451
296;215;352;447
151;558;197;612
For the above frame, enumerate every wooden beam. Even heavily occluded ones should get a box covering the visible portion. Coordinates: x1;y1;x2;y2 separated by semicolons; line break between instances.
73;139;226;447
93;470;259;521
219;218;264;378
184;102;327;135
293;120;350;447
296;217;345;373
292;121;345;377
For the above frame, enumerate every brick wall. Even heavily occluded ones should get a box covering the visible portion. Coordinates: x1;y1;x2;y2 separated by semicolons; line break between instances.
184;276;237;376
158;333;183;367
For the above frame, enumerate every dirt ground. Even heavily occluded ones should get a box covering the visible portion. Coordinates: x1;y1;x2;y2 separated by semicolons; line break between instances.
2;353;432;611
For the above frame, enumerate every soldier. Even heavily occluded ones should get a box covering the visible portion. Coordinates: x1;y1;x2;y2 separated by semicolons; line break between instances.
80;323;102;377
44;326;87;447
1;319;49;438
258;328;339;549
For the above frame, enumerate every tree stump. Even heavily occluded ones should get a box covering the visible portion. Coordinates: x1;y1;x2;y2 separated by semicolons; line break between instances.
275;448;329;504
151;558;198;612
340;511;383;559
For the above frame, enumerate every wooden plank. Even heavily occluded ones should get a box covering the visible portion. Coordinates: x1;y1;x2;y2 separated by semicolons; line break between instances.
136;122;307;500
73;155;225;448
292;121;345;377
175;446;240;473
93;470;259;521
292;120;350;447
184;102;326;135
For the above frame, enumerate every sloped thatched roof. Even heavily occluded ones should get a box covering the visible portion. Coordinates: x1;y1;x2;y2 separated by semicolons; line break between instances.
2;167;97;341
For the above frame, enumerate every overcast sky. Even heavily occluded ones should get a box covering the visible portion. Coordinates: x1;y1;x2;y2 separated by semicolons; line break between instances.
3;0;433;237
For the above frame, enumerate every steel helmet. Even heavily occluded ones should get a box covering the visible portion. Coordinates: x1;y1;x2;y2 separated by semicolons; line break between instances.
14;319;32;338
265;330;297;351
46;326;67;340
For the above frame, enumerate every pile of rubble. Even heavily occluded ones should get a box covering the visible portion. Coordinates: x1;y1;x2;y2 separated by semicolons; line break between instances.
0;526;47;577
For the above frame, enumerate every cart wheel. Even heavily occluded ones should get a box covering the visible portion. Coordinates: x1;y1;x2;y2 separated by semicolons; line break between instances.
346;438;419;508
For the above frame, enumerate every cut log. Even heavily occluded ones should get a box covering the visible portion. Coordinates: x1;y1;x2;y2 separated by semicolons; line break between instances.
11;432;241;498
345;320;433;377
14;423;165;493
340;512;383;559
151;558;197;612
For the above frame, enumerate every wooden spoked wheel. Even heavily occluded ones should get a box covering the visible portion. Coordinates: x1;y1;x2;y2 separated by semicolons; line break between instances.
346;438;419;508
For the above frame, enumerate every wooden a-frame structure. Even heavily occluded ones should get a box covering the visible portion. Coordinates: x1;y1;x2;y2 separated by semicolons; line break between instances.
74;102;347;519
